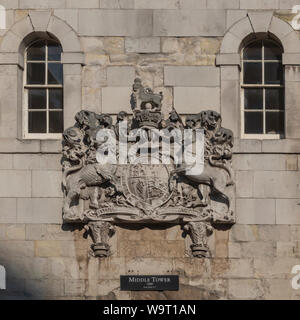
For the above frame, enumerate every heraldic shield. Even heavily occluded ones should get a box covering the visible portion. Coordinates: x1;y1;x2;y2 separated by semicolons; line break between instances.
62;78;235;258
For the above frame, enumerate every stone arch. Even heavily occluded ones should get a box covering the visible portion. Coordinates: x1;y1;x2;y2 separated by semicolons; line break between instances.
0;11;82;57
219;13;300;56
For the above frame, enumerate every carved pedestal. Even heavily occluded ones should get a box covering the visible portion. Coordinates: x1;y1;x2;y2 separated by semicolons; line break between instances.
87;221;116;257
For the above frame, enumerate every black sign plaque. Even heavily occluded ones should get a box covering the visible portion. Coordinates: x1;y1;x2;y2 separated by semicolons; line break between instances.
120;275;179;291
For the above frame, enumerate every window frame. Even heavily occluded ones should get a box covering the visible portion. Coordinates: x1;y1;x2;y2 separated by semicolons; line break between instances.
23;39;63;140
240;39;285;140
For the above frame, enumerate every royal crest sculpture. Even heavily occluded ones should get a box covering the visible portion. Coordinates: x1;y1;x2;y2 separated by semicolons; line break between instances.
62;78;235;258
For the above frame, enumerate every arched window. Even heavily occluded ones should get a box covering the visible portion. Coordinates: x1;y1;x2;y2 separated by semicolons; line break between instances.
241;39;284;138
23;39;63;139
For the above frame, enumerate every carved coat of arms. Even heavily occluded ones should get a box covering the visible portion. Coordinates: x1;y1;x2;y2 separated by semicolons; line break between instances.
62;79;235;258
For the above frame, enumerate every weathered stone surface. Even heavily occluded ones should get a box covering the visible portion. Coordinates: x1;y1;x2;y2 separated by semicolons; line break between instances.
54;9;79;31
164;66;220;87
179;0;206;9
153;10;226;37
135;0;180;9
240;0;278;9
79;10;153;37
207;0;239;9
19;0;65;9
174;87;220;113
0;170;31;197
31;171;62;198
125;37;160;53
276;199;300;224
228;279;265;299
29;10;51;31
102;87;132;113
100;0;134;9
235;171;254;198
66;0;99;8
211;258;254;279
107;66;135;86
226;10;247;29
0;198;17;223
17;198;63;224
253;171;300;198
236;199;276;225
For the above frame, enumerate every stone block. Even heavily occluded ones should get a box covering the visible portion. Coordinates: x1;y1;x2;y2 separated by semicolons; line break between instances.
216;54;240;66
264;279;295;300
211;258;254;279
262;139;300;153
276;199;300;224
17;198;63;224
83;66;106;88
258;225;291;241
32;170;62;198
253;171;300;198
279;0;300;9
150;240;185;258
207;0;239;8
174;87;220;113
226;10;248;29
25;279;64;297
253;257;300;279
0;31;22;53
35;240;63;257
247;11;274;33
19;0;65;9
98;257;126;279
240;0;278;9
64;279;85;296
0;154;13;169
125;257;174;275
229;16;254;40
61;52;84;64
0;139;40;153
5;225;26;240
285;82;300;139
166;225;184;241
221;80;239;137
153;10;226;37
13;154;61;170
0;198;17;223
64;74;82;129
233;139;262;153
228;279;265;299
0;240;34;258
107;66;135;86
230;225;258;242
0;170;31;197
102;87;132;114
40;140;62;153
179;0;206;9
282;31;300;53
29;10;51;32
11;16;34;39
0;0;19;8
54;9;79;32
82;87;101;113
125;37;160;53
220;32;241;54
236;199;276;224
164;66;220;87
66;0;99;8
79;10;153;37
233;154;298;171
236;171;254;198
269;17;293;43
100;0;134;9
135;0;180;9
276;242;298;257
240;242;276;258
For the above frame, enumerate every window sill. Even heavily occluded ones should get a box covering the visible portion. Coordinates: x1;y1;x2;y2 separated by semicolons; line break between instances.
22;134;62;140
240;134;281;140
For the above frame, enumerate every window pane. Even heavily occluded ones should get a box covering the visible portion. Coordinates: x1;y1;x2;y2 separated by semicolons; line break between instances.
48;41;62;61
243;41;262;60
243;62;262;84
49;111;63;133
49;89;63;109
48;63;63;84
244;111;263;134
244;88;263;110
27;63;45;84
265;62;283;84
266;112;284;135
28;89;46;109
27;40;45;61
266;88;284;110
28;111;46;133
264;41;282;60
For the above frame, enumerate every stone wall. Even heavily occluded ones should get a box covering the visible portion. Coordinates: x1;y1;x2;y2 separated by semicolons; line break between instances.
0;1;299;299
